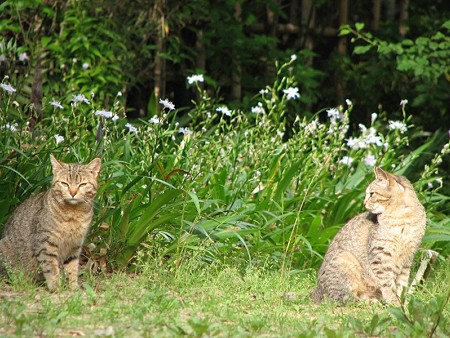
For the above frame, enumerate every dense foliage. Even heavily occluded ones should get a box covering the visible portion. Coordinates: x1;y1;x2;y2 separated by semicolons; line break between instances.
1;55;449;270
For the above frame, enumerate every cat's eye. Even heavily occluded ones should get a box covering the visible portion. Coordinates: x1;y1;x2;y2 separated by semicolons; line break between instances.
60;182;69;188
78;183;88;188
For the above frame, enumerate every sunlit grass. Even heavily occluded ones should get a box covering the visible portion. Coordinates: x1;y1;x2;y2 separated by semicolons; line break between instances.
0;258;448;337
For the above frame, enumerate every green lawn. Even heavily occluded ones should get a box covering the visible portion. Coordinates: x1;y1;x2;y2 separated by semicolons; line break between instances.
1;258;448;337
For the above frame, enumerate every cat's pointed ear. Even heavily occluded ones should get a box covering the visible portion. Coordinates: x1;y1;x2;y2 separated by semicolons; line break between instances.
87;158;101;178
375;167;405;191
391;176;406;192
50;154;66;173
374;167;389;181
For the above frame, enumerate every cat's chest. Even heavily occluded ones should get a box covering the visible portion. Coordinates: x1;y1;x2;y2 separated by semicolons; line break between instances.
56;220;89;257
373;222;419;247
45;211;91;245
58;217;90;242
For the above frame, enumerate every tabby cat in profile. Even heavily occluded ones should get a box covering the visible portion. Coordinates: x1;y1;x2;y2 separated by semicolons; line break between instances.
312;167;426;304
0;154;101;291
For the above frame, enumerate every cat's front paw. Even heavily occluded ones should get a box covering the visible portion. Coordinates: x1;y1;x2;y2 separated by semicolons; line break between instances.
46;280;60;292
68;280;79;291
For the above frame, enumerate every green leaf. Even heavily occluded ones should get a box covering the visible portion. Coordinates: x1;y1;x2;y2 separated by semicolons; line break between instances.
147;90;158;117
338;26;351;36
127;188;184;244
353;45;372;54
355;22;365;32
442;19;450;30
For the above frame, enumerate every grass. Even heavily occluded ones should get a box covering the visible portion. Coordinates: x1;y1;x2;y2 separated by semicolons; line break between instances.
1;257;449;337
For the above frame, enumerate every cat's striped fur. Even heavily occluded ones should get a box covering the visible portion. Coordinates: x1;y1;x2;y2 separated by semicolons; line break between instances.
311;167;426;304
0;154;101;291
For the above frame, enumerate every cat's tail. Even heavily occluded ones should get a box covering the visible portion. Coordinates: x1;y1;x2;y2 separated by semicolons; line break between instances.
310;286;324;303
0;238;13;275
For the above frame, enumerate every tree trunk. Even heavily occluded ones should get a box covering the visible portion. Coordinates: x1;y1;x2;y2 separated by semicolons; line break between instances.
153;0;166;115
372;0;381;31
336;0;348;104
194;28;205;102
337;0;348;56
300;0;315;52
231;2;242;101
399;0;409;36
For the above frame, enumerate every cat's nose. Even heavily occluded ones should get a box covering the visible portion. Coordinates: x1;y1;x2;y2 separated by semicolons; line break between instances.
69;189;77;197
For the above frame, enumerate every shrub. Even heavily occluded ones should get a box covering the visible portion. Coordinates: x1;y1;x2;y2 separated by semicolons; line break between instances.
1;55;449;271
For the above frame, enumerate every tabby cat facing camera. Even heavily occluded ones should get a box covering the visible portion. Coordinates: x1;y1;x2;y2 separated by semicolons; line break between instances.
312;167;426;304
0;154;101;291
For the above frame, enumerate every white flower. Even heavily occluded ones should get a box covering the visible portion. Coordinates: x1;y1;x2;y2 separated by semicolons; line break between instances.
327;108;340;119
339;156;354;166
117;91;122;97
364;154;376;167
72;58;78;63
159;98;175;111
365;133;383;146
251;102;264;114
95;110;113;119
179;127;193;135
0;55;6;62
72;94;90;105
125;123;138;134
187;74;204;84
149;116;161;124
305;118;321;134
346;137;367;150
1;83;16;94
371;113;377;124
356;124;383;147
259;89;269;95
400;99;408;106
290;54;297;61
50;100;63;109
18;53;29;62
327;108;342;124
54;135;65;144
345;99;352;106
277;130;284;138
283;87;300;100
112;114;119;122
216;106;232;117
82;62;89;70
389;120;407;133
2;123;18;132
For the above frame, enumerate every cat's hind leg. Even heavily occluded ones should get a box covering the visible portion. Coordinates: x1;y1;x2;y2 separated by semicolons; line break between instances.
321;250;379;303
333;251;379;301
395;264;411;299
